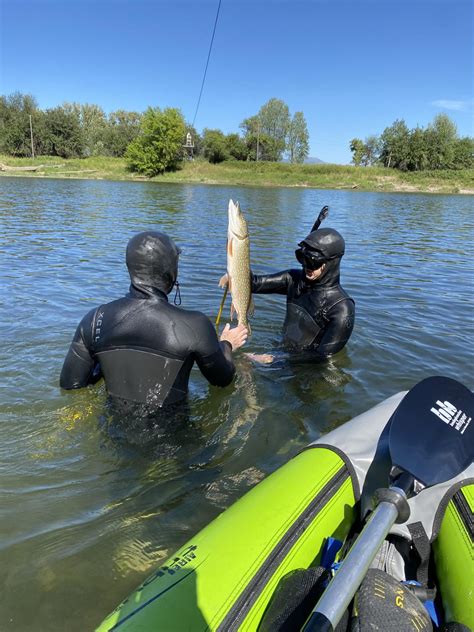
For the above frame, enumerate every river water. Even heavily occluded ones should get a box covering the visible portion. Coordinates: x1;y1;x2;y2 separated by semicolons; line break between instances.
0;177;472;631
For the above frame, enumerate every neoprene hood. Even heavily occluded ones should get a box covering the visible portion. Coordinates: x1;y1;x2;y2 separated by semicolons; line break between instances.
126;231;180;295
297;228;345;263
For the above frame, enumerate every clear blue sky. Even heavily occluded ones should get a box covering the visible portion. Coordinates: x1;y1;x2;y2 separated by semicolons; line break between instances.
1;0;472;163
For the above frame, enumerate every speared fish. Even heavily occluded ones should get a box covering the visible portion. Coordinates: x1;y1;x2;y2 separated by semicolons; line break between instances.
219;199;253;333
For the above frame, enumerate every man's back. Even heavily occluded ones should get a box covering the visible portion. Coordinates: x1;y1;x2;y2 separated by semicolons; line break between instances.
60;230;248;410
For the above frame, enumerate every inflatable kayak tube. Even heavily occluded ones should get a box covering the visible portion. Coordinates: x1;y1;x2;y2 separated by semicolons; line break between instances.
97;392;473;631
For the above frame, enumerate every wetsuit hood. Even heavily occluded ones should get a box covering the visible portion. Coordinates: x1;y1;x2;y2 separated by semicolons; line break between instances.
126;231;180;295
297;228;345;287
300;228;345;260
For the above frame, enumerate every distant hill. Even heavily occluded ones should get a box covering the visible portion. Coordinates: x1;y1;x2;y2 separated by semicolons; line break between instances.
282;156;325;164
304;156;325;164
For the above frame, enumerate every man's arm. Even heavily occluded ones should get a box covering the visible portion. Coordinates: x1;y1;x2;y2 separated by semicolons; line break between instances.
193;316;247;387
60;309;100;389
251;270;293;294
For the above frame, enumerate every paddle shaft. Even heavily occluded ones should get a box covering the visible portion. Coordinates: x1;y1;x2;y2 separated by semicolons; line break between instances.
303;490;405;631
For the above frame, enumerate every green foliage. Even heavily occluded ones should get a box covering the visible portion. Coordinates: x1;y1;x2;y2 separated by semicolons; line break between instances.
42;106;84;158
453;137;474;168
350;138;365;166
225;133;248;161
425;114;458;169
380;119;410;169
103;110;141;157
125;107;186;175
202;128;228;163
258;98;290;161
240;98;293;162
287;112;309;163
62;102;107;156
376;114;472;171
0;92;38;156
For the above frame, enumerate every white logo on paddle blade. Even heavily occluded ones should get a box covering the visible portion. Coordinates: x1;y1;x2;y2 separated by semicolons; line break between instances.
431;400;471;434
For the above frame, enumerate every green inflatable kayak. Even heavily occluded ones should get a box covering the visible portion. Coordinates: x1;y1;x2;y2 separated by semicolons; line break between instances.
97;391;473;631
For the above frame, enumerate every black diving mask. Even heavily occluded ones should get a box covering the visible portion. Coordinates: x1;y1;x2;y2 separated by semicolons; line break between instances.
295;244;327;270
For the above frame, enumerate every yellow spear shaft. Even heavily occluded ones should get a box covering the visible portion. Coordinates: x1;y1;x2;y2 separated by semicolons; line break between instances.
215;284;229;332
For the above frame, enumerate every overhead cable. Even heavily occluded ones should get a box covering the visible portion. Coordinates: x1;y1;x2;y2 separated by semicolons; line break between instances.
192;0;222;127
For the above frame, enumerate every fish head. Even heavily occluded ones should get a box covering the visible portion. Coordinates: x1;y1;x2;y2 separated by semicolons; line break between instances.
228;199;248;240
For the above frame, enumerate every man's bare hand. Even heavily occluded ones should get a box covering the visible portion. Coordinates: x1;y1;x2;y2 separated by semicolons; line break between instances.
220;323;248;351
244;352;275;364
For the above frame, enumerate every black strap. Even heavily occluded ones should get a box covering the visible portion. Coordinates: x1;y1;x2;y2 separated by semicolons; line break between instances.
407;522;431;586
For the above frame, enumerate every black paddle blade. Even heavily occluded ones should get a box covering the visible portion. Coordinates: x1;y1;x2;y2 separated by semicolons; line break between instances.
389;376;473;487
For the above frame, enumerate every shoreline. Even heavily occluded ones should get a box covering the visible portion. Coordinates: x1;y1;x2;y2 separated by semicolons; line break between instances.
1;157;473;195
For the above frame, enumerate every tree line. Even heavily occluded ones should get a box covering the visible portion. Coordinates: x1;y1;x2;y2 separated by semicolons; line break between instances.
0;93;310;176
350;115;473;171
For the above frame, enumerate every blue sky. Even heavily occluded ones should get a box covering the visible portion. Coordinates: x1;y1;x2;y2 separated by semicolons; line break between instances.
1;0;472;163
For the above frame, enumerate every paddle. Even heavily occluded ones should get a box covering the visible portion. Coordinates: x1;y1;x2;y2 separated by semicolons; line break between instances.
303;375;473;632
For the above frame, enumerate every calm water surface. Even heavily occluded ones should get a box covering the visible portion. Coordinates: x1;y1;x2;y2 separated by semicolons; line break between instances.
0;177;473;631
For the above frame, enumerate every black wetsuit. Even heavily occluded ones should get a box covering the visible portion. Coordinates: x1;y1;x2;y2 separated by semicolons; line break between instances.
252;259;355;358
60;285;235;409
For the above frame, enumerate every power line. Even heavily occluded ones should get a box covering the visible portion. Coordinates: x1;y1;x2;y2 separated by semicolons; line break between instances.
192;0;222;127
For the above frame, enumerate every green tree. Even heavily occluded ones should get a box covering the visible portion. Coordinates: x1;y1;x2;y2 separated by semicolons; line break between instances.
62;102;107;155
350;138;365;166
125;107;186;175
426;113;458;169
240;98;291;161
406;127;429;171
225;133;248;160
258;98;290;160
287;111;309;163
103;110;141;157
43;106;84;158
0;92;38;156
363;135;381;166
202;128;228;163
379;119;410;169
453;137;474;169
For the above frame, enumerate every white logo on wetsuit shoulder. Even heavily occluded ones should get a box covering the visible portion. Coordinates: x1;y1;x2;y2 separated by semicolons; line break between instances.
430;400;471;434
94;310;105;343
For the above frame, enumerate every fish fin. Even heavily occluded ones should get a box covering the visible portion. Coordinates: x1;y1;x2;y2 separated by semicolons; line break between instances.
248;296;255;317
227;237;233;256
218;274;228;289
247;321;252;335
230;302;235;321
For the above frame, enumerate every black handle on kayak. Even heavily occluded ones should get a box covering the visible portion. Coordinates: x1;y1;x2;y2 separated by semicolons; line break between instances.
303;376;474;632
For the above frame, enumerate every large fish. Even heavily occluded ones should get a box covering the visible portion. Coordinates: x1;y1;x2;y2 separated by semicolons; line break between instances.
220;199;253;332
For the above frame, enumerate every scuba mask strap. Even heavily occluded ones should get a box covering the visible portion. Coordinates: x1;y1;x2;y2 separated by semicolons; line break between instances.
173;281;182;306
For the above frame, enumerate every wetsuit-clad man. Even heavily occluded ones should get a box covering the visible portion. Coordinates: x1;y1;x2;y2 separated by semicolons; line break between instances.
251;227;355;359
60;231;248;411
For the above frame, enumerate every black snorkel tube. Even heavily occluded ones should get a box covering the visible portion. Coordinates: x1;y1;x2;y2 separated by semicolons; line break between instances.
295;206;330;270
311;205;329;232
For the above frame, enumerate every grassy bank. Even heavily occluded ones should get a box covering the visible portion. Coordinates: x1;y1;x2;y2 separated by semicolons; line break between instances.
1;155;473;194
